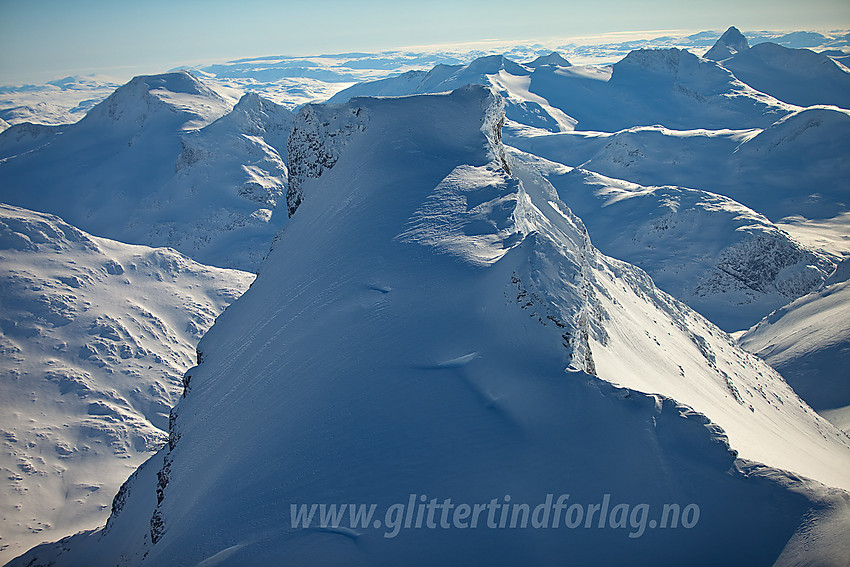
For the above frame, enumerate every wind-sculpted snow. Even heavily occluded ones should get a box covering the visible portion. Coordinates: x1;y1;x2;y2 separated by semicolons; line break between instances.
0;73;295;271
14;86;850;566
514;152;837;331
0;204;253;563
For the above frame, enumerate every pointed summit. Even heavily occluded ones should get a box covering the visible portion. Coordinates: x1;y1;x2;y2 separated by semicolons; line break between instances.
704;26;750;60
526;51;572;68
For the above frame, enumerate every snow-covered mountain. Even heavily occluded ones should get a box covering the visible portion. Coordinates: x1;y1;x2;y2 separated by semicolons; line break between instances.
706;26;850;109
510;104;850;221
330;44;847;331
703;26;751;61
13;86;850;566
3;28;847;124
512;152;837;331
0;204;253;563
329;54;576;133
0;71;294;271
739;258;850;434
332;49;796;133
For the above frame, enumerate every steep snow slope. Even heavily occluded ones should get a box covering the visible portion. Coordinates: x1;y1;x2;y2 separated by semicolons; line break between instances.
706;27;850;109
13;87;850;566
739;259;850;434
0;204;253;563
509;105;850;221
511;152;836;331
0;72;293;271
0;122;62;161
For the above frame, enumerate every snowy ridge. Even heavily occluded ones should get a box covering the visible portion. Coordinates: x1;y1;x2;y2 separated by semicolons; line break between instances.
525;52;572;68
0;204;253;563
511;152;837;330
13;86;850;566
332;47;796;135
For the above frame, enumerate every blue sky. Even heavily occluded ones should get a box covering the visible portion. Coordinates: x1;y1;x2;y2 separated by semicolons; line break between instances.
1;0;849;85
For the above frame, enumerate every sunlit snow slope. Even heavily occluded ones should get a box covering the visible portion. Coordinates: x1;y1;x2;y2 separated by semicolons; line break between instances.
739;259;850;434
13;87;849;567
0;204;252;563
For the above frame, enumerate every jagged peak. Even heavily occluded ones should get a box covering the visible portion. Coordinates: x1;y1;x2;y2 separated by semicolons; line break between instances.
705;26;750;61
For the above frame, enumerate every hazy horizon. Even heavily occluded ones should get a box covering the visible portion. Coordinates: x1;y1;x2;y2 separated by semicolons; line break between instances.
1;0;849;85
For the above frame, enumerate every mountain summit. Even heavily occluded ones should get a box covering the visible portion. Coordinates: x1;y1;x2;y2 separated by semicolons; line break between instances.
0;74;293;270
704;26;750;60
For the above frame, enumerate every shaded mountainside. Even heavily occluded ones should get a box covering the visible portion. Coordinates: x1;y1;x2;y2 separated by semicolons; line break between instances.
13;86;850;566
0;72;293;271
0;204;253;563
706;26;850;109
